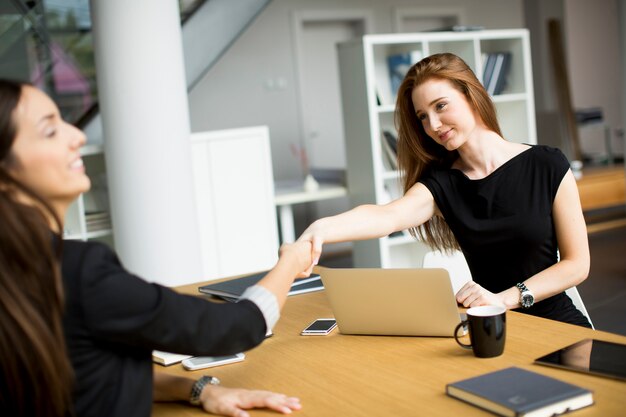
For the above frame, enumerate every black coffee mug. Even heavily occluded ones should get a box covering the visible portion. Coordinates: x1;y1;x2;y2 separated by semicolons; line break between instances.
454;305;506;358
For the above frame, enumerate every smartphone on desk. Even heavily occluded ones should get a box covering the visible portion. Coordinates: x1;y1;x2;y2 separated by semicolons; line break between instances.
301;318;337;336
182;353;245;371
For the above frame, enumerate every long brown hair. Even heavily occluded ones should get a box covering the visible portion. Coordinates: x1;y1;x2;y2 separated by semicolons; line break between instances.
395;53;502;251
0;79;73;416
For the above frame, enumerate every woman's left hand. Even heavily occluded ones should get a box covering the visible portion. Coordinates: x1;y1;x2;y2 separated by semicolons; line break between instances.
456;281;505;308
200;385;302;417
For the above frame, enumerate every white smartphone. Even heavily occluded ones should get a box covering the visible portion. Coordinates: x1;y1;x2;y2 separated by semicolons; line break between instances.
181;353;245;371
301;318;337;336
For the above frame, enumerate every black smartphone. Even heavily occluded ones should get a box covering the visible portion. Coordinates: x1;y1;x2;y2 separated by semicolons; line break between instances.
301;318;337;335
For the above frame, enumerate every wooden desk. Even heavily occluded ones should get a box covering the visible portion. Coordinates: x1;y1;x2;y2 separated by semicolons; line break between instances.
153;286;626;416
576;166;626;233
577;166;625;211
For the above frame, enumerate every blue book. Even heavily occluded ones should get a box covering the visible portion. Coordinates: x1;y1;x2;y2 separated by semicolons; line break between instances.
494;52;512;95
387;50;423;99
482;53;497;91
487;52;505;95
446;367;593;417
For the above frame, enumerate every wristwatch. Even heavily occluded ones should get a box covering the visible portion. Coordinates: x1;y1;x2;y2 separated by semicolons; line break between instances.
189;375;220;406
516;282;535;308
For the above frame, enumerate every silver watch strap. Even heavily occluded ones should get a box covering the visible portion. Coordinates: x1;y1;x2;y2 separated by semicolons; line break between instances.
189;375;220;406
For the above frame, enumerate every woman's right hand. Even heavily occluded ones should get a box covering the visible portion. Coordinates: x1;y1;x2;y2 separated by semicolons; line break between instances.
278;240;314;276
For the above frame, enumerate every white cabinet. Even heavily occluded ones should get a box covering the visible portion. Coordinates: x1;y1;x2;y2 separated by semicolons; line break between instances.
64;144;113;244
191;126;280;281
64;127;279;281
337;29;536;268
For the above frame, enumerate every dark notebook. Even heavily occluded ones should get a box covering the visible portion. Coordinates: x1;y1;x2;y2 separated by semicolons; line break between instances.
446;367;593;417
198;271;323;302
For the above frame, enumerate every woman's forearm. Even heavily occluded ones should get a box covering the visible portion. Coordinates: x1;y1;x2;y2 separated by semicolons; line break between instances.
256;265;296;310
500;257;590;309
303;204;397;244
153;372;194;402
301;184;437;245
256;244;310;310
527;257;589;300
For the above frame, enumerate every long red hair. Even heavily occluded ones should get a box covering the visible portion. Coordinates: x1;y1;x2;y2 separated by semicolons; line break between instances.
395;53;502;251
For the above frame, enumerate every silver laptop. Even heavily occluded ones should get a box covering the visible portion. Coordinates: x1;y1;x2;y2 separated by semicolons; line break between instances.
319;266;462;337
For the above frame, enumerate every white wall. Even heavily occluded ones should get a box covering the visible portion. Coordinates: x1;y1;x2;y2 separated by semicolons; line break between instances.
187;0;524;250
523;0;565;115
188;0;525;181
524;0;624;158
565;0;623;156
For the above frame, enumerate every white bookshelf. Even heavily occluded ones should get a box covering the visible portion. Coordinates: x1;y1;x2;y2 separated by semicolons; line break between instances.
337;29;536;268
64;145;113;243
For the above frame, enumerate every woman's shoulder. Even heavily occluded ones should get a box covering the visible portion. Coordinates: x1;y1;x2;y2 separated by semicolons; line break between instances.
62;238;115;259
61;239;121;277
527;144;570;168
528;144;567;159
420;164;455;183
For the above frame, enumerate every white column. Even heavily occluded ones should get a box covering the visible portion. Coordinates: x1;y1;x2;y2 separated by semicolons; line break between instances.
90;0;202;286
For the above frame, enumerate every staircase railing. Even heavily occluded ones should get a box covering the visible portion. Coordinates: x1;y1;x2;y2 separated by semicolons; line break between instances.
0;0;209;127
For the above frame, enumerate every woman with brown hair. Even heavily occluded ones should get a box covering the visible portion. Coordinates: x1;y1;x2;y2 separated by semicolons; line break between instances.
0;78;309;417
299;53;591;327
0;80;73;417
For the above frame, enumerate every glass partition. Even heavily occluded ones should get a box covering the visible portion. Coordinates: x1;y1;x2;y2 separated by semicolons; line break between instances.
0;0;206;126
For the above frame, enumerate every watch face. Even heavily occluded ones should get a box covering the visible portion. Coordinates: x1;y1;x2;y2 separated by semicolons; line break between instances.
521;292;534;308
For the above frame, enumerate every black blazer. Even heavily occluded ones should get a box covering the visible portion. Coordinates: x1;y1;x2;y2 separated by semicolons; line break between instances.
61;239;266;417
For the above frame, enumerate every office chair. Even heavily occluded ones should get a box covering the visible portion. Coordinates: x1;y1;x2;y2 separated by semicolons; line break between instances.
565;286;595;329
555;250;594;328
422;250;472;294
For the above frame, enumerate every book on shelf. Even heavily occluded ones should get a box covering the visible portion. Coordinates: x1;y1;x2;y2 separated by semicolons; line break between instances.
85;211;112;232
380;130;398;170
493;52;512;95
481;52;488;86
199;271;323;302
86;223;112;233
386;50;423;101
85;211;109;220
446;367;594;417
382;130;398;155
481;53;497;91
484;52;512;96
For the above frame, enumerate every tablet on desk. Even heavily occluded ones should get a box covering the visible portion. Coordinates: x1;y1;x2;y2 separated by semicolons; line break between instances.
534;338;626;381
